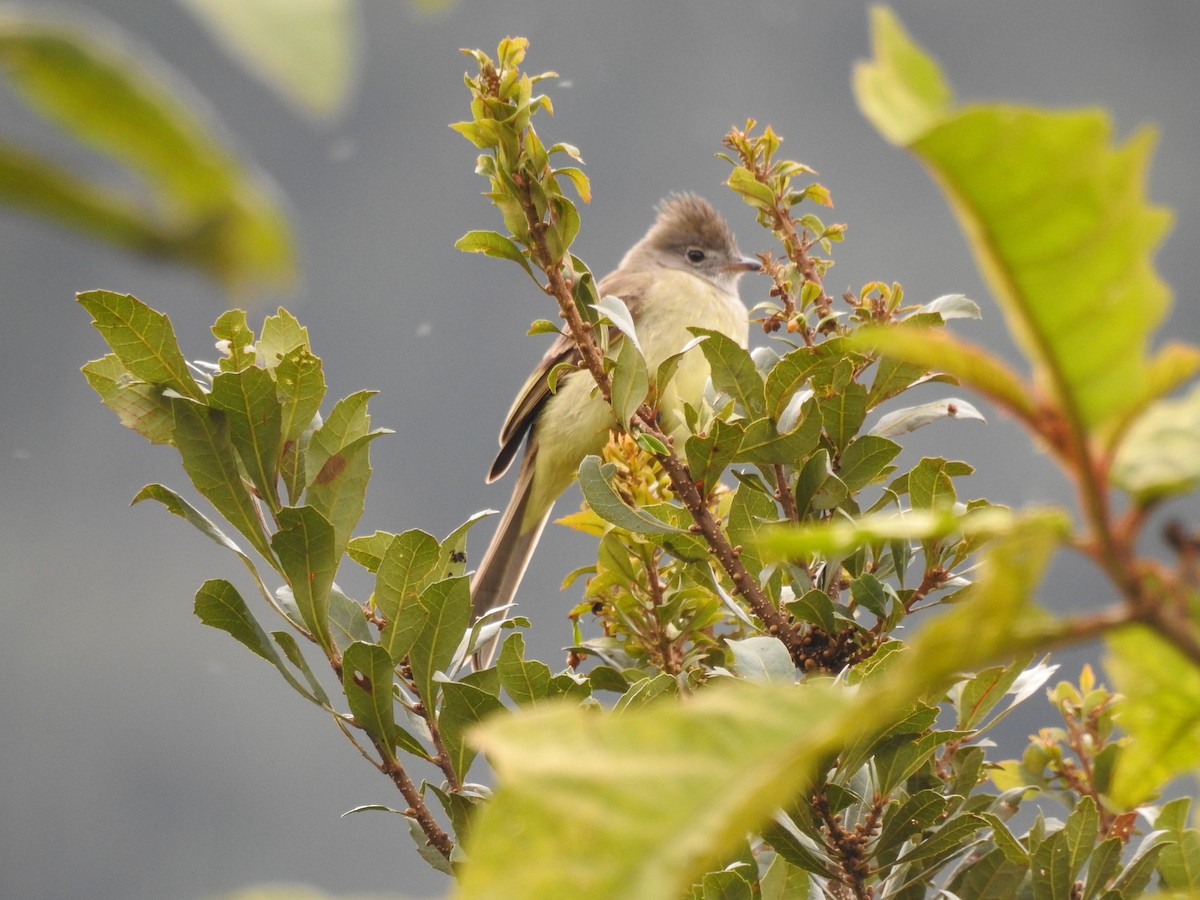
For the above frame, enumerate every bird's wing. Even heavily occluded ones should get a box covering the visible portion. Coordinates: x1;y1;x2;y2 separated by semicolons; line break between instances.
487;269;650;483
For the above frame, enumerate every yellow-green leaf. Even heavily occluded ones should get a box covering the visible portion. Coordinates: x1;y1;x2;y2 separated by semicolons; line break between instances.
181;0;358;120
854;6;1174;434
0;12;293;291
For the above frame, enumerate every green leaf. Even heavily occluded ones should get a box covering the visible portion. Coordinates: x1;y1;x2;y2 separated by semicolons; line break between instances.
759;856;811;900
258;307;311;367
1158;829;1200;890
209;366;283;510
271;505;338;654
455;229;535;279
855;6;1178;433
1111;381;1200;501
1030;797;1098;900
946;847;1029;900
727;637;795;685
736;411;822;466
437;510;493;581
346;530;398;574
375;529;442;662
408;576;471;707
211;309;255;372
527;318;561;336
765;348;820;420
302;390;387;552
837;434;901;492
817;382;868;451
342;642;399;763
610;333;650;425
81;353;174;445
10;20;293;290
194;579;320;703
875;790;950;859
497;632;555;707
685;419;743;496
1105;626;1200;807
439;681;505;781
870;397;985;438
272;345;325;445
170;397;274;561
577;456;686;534
181;0;357;120
131;482;274;602
691;327;765;418
327;586;372;651
78;291;203;401
195;580;285;676
955;657;1032;731
907;457;962;510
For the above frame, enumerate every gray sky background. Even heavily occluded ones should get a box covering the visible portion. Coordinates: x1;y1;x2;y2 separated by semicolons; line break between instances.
2;2;1198;898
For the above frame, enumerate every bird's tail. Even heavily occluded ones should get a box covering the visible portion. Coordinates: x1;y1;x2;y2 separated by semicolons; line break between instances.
470;452;551;667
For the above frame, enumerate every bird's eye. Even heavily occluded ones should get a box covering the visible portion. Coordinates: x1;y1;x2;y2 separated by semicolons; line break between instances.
685;247;706;264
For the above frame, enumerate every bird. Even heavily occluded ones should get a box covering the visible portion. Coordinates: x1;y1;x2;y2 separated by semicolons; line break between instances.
470;193;759;663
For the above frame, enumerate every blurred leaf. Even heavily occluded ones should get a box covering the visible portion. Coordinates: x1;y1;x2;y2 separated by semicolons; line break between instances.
271;505;338;654
1106;627;1200;807
171;397;274;561
342;641;399;762
459;682;861;900
4;15;293;290
81;353;174;445
870;397;985;438
760;506;1019;561
855;6;1178;433
210;366;283;510
78;291;203;402
1111;381;1200;502
181;0;358;120
854;327;1037;422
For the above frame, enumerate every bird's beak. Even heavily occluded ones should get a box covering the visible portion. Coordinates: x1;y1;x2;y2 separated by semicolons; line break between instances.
724;255;762;274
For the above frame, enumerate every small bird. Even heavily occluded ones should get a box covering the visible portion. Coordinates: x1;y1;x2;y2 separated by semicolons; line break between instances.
471;194;759;659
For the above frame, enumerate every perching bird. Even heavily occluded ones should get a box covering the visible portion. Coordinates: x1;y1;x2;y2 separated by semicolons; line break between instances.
470;194;759;660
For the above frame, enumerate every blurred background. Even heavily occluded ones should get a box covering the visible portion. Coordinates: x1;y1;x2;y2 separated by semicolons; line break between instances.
1;1;1197;898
